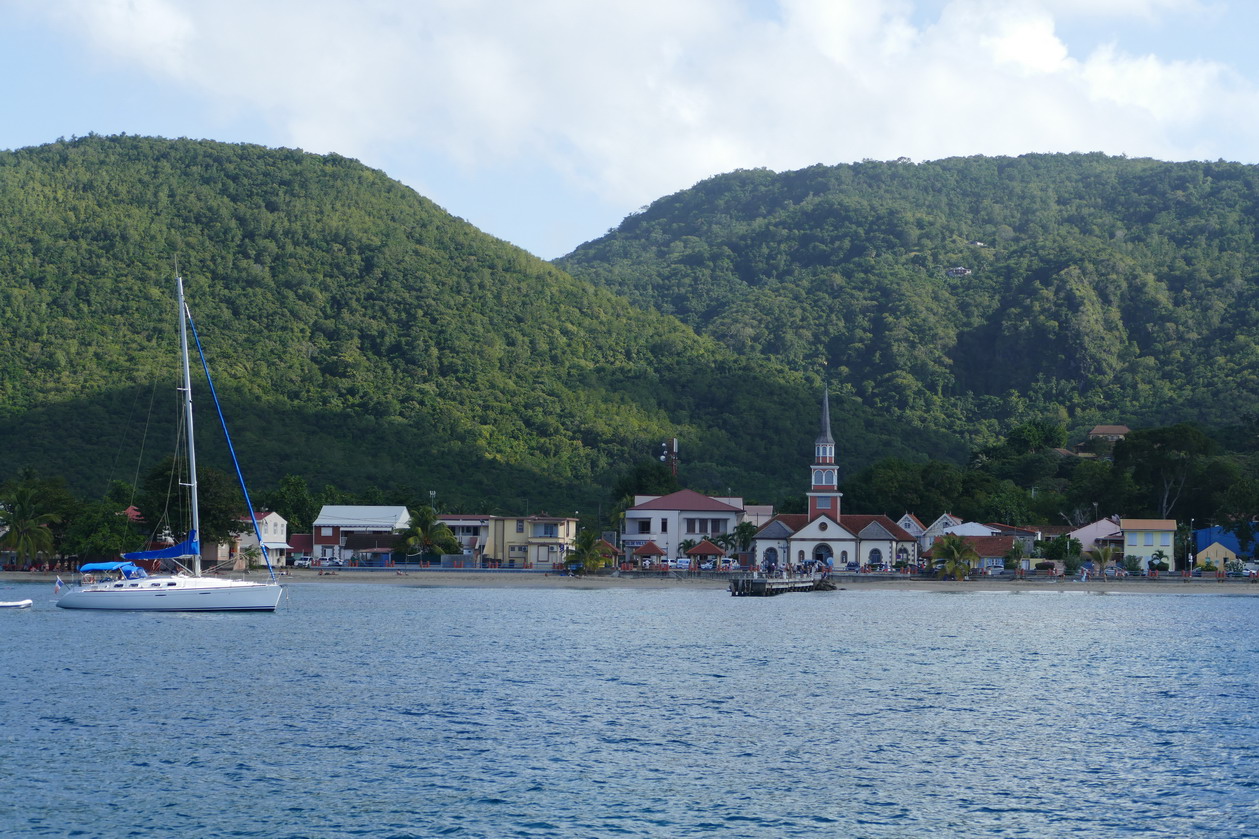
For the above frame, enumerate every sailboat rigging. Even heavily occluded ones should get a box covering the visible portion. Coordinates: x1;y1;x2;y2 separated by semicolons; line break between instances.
56;277;283;611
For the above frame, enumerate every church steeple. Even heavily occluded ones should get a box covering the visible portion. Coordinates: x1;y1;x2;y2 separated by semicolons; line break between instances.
807;385;841;520
816;384;835;460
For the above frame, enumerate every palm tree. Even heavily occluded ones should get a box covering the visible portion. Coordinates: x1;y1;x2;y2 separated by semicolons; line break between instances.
1090;545;1117;581
396;506;459;560
238;544;263;571
933;533;979;580
568;529;614;574
0;487;61;568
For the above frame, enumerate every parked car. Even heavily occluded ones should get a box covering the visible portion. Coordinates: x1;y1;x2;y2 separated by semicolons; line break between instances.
293;558;311;568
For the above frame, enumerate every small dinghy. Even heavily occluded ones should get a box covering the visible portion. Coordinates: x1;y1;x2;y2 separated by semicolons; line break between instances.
0;599;33;609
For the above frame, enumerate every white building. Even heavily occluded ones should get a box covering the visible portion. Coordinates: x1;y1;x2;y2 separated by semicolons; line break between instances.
621;490;749;561
751;387;918;571
312;505;410;563
234;510;292;568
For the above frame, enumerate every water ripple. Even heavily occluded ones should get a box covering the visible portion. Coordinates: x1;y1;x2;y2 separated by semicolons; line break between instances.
2;583;1257;837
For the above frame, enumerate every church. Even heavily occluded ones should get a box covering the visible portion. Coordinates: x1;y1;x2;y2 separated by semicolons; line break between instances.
751;388;918;572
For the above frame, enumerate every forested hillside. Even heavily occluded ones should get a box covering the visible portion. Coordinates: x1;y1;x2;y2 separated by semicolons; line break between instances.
0;135;953;514
558;154;1259;444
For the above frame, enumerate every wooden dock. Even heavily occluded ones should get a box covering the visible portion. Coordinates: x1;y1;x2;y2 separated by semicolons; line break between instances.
729;575;836;596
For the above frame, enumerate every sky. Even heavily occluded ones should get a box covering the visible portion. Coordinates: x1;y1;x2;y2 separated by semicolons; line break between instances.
3;0;1259;260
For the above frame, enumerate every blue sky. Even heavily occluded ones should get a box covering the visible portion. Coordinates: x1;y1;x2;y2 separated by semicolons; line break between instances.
3;0;1258;259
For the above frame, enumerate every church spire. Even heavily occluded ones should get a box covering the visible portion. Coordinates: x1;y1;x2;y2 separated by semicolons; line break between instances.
807;385;840;520
817;384;835;448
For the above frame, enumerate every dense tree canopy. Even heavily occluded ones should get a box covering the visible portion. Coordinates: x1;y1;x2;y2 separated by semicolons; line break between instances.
559;154;1259;448
0;135;944;518
2;138;1257;545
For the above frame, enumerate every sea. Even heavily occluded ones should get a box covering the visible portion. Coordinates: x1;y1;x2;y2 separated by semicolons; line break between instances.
1;580;1256;838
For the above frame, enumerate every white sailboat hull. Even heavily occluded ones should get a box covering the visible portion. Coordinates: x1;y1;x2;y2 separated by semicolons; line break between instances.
56;575;281;611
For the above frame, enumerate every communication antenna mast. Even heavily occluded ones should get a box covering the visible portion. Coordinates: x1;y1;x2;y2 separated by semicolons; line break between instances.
660;438;679;478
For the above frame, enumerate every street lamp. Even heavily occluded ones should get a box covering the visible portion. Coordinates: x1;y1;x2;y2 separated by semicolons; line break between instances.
1189;517;1195;575
429;490;436;512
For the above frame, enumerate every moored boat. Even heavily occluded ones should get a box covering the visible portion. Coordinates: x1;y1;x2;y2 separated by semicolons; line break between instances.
56;277;282;612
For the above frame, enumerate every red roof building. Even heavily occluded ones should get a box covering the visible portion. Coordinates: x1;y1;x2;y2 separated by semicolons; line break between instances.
750;388;919;571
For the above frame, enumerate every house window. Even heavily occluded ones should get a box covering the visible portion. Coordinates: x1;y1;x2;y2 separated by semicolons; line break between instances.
817;497;831;509
711;519;725;535
320;527;332;537
1160;533;1171;546
661;519;668;533
1145;533;1154;547
637;520;651;534
516;520;525;533
1128;533;1137;546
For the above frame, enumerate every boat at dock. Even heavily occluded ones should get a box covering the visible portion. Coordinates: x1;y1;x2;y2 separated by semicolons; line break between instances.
729;573;836;596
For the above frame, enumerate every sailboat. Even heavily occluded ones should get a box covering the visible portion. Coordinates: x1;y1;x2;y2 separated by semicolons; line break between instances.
57;277;283;612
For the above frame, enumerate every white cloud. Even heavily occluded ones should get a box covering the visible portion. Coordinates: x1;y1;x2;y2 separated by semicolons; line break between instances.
9;0;1259;254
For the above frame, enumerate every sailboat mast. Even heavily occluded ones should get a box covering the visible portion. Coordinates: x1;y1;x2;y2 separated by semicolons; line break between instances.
176;276;202;577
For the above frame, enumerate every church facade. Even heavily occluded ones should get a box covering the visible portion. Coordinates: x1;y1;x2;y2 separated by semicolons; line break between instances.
751;388;918;572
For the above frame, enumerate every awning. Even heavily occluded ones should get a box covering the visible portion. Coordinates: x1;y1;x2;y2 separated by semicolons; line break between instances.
79;562;148;579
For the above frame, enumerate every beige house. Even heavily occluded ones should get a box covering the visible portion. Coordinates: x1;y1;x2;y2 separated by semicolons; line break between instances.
484;514;578;569
1197;541;1237;568
1120;518;1177;569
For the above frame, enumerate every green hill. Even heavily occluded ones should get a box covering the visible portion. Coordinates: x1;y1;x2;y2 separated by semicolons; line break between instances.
0;135;952;513
557;154;1259;444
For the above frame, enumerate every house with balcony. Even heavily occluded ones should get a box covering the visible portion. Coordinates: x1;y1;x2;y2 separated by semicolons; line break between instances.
620;489;749;561
439;514;492;566
312;505;410;564
484;514;577;569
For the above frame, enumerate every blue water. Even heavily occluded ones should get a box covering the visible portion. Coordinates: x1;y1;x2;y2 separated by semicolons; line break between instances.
2;581;1257;838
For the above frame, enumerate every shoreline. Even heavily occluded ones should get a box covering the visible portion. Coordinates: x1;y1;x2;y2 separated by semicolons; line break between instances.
4;568;1257;594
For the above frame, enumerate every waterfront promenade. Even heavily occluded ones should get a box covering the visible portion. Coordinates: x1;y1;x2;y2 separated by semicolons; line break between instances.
7;567;1258;594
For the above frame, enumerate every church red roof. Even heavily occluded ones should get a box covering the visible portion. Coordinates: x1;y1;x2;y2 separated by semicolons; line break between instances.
757;513;915;541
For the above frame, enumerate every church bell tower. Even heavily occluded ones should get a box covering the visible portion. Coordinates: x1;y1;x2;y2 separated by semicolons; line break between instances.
806;385;841;520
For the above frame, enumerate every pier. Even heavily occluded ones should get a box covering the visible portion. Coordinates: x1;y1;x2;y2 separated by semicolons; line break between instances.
729;574;836;596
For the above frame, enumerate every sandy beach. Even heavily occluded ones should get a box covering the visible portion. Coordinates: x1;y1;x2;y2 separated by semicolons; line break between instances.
6;568;1258;594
